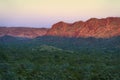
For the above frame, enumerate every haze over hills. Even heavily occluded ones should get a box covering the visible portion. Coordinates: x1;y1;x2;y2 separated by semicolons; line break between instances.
0;17;120;38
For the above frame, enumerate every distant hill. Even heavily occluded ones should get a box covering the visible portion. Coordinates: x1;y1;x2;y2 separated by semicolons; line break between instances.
0;27;48;38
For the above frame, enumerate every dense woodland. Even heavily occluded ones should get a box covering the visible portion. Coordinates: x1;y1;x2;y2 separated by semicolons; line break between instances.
0;36;120;80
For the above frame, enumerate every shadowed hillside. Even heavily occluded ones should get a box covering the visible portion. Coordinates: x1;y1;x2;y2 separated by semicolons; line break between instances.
0;35;120;52
0;43;120;80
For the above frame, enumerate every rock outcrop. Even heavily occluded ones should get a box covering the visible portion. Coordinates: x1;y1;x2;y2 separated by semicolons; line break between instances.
46;17;120;38
0;27;48;38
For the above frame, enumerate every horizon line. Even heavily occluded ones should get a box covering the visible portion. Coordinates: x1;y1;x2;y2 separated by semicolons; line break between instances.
0;16;119;28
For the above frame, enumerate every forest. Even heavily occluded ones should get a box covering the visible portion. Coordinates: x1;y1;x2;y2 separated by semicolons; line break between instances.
0;36;120;80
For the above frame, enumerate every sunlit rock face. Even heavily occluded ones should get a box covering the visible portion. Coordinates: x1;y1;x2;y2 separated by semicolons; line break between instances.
0;27;48;38
46;17;120;38
0;17;120;38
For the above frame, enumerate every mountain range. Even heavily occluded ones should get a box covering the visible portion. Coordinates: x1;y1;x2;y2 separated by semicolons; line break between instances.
0;17;120;38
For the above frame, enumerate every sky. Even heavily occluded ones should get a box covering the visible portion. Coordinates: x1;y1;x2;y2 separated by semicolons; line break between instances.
0;0;120;28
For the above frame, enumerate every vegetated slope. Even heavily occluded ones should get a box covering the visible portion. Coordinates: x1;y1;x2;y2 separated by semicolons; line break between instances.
33;36;120;51
0;44;120;80
1;35;120;52
0;35;120;80
47;17;120;38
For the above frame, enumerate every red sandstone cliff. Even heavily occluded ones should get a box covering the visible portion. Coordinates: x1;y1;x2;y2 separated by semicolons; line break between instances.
46;17;120;38
0;27;48;38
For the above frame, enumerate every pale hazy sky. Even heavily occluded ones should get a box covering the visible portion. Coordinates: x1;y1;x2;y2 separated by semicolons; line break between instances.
0;0;120;28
